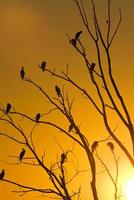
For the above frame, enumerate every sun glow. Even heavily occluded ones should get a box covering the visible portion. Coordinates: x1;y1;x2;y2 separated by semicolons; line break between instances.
125;178;134;200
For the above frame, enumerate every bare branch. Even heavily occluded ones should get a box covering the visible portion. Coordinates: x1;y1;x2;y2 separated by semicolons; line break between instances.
0;132;25;145
109;8;122;47
3;179;61;196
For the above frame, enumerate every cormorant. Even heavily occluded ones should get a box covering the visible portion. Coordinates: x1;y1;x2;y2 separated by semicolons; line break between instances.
68;123;73;132
70;38;77;47
91;141;98;153
75;31;82;40
90;62;96;71
35;113;41;123
19;148;26;161
39;61;46;71
20;66;25;80
0;169;5;180
5;103;11;114
107;142;114;151
55;85;61;97
61;153;67;164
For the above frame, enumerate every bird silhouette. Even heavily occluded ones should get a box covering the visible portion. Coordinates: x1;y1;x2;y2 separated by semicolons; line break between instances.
19;148;26;161
35;113;41;123
70;38;77;47
5;103;11;114
55;85;61;97
0;169;5;180
107;142;114;151
75;31;82;40
20;66;25;80
68;123;73;132
90;62;96;71
61;153;67;164
39;61;46;71
91;141;98;153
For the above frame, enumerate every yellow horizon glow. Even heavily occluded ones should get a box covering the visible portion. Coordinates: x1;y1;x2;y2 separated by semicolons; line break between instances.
124;178;134;200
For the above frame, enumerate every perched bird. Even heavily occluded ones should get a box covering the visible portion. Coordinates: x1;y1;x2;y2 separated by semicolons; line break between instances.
68;123;73;132
0;169;5;180
20;66;25;80
91;141;98;153
90;62;96;71
55;85;61;97
61;153;67;164
35;113;41;123
39;61;46;71
19;148;26;161
70;38;77;47
107;142;114;151
75;30;82;40
5;103;11;114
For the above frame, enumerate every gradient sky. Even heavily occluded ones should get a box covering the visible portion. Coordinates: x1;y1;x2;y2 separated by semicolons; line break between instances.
0;0;134;200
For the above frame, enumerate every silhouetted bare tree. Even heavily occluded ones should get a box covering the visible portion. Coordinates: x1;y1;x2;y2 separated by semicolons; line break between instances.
0;0;133;200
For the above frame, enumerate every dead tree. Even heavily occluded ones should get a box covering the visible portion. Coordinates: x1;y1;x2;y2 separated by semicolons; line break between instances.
0;0;132;200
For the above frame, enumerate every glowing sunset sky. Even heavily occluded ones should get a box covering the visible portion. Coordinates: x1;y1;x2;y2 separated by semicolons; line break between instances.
0;0;134;200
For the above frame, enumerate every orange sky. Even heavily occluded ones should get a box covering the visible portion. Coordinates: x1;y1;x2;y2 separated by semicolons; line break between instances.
0;0;134;200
